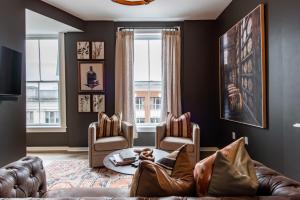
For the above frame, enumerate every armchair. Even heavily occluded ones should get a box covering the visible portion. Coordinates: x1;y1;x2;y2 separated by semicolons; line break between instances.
88;121;133;168
156;122;200;164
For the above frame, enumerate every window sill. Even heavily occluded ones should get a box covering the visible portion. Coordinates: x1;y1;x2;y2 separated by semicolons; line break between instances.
26;126;67;133
136;124;157;133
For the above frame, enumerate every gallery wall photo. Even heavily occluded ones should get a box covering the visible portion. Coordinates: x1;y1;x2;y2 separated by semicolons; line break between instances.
219;4;266;128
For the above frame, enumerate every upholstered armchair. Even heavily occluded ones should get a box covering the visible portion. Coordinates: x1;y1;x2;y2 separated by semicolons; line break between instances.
88;121;133;168
155;122;200;164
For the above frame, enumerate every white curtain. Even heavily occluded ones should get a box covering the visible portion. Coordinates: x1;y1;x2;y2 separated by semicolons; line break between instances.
115;30;137;137
160;29;182;121
58;32;67;131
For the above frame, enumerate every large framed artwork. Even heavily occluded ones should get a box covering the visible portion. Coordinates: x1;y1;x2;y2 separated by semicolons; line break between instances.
219;4;266;128
78;62;104;92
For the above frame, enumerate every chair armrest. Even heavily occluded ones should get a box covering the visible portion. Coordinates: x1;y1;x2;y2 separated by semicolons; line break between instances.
88;122;98;146
156;122;166;149
192;122;200;162
0;156;47;198
121;121;133;147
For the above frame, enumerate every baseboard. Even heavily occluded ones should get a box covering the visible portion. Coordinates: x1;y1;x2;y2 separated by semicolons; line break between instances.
27;146;88;153
200;147;219;152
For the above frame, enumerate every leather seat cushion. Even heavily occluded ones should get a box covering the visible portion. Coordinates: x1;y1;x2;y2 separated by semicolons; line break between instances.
94;136;128;151
160;137;194;153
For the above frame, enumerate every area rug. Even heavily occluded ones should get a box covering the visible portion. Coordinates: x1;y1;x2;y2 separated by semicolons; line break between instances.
45;160;132;191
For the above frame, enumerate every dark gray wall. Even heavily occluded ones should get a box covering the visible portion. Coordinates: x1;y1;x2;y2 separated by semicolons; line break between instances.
217;0;300;181
0;0;26;166
65;21;115;147
183;21;219;147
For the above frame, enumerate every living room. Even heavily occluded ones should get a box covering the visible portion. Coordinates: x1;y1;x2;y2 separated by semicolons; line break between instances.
0;0;300;199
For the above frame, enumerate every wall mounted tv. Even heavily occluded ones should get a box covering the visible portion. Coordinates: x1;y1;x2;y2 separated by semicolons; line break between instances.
0;46;22;96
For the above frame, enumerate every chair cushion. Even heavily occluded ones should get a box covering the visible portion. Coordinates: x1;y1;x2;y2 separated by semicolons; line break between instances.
160;136;194;153
166;112;192;138
98;112;122;137
93;136;128;151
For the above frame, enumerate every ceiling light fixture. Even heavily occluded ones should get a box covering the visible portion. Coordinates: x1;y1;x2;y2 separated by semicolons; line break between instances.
112;0;154;6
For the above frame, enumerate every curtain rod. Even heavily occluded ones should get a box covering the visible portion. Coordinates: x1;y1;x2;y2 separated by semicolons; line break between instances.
117;26;180;31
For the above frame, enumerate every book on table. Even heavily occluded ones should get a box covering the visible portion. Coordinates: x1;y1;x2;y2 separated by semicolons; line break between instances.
109;154;135;166
119;150;137;161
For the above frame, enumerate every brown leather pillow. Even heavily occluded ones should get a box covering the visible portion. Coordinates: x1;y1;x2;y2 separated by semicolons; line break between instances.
130;145;195;197
193;137;245;196
208;147;258;196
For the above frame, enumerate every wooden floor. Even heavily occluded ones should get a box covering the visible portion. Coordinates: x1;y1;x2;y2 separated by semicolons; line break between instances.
27;152;88;166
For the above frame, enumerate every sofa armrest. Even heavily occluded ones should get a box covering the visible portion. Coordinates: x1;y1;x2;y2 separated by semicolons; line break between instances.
156;122;166;149
121;121;133;147
255;161;300;198
191;122;200;162
0;156;47;198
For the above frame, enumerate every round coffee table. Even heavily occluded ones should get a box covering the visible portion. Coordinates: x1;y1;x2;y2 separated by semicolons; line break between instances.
103;148;169;175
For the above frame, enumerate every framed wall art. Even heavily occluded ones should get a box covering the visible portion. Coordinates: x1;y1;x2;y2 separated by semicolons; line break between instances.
219;4;266;128
92;42;104;60
78;62;104;92
92;94;105;113
78;95;91;112
77;41;90;60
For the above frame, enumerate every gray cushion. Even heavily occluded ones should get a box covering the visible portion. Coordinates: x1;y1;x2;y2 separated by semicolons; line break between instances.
94;136;128;151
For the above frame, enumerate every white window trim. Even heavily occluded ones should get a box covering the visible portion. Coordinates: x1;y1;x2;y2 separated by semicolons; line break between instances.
136;123;157;133
26;33;67;133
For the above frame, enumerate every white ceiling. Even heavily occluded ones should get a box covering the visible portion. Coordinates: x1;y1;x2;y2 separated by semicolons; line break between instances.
41;0;232;21
26;9;82;35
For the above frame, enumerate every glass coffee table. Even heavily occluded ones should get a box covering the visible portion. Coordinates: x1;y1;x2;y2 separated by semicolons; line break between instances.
103;148;169;175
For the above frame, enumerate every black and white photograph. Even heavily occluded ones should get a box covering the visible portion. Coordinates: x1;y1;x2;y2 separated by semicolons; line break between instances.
92;95;105;113
92;42;104;60
78;95;91;112
78;62;104;92
77;41;90;60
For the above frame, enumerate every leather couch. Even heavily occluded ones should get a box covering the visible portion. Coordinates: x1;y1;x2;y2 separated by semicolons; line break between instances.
0;156;300;200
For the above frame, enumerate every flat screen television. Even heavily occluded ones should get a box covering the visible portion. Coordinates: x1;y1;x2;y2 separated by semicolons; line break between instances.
0;46;22;96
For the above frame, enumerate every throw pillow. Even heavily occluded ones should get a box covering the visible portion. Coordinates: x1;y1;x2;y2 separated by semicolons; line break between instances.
98;112;121;137
130;145;195;197
208;148;258;196
166;112;192;138
193;137;245;196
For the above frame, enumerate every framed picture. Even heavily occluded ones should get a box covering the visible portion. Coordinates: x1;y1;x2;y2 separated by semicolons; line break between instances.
92;94;105;113
78;95;91;112
219;4;266;128
77;41;90;60
92;42;104;60
78;62;104;92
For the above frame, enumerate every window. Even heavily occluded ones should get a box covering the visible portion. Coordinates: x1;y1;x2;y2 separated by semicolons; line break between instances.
26;37;66;132
135;97;145;110
150;97;161;110
134;30;162;128
136;118;145;124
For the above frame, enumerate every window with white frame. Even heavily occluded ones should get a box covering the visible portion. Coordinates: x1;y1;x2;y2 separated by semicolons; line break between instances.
134;30;162;127
26;37;65;131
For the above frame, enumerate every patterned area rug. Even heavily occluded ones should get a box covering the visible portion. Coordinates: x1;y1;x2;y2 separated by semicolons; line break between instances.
45;160;132;191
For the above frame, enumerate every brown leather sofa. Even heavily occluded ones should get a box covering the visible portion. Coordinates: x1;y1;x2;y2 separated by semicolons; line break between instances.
1;156;300;199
